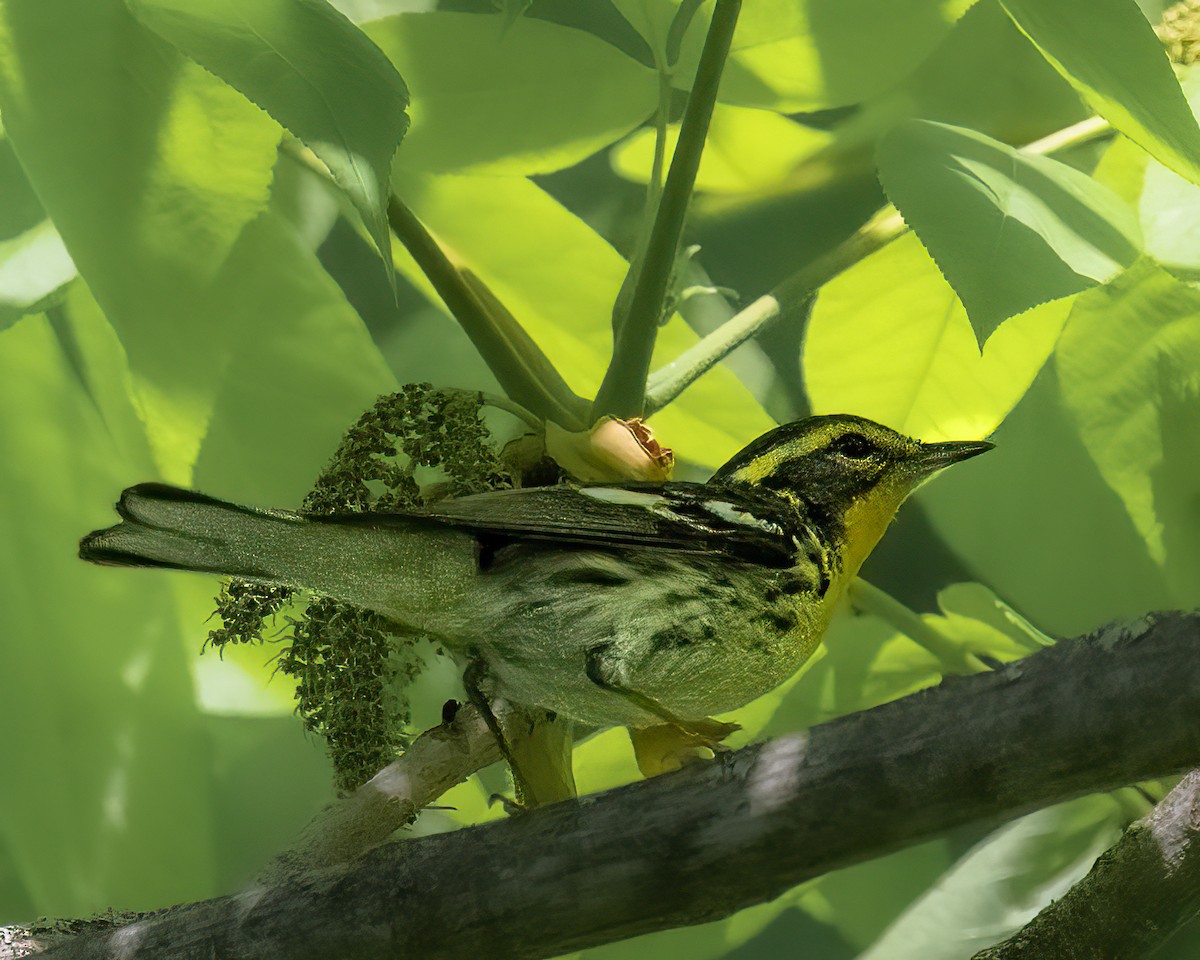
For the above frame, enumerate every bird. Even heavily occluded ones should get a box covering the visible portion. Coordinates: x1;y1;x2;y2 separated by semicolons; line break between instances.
79;413;991;803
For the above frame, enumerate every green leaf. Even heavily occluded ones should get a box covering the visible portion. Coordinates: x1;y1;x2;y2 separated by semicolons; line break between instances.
0;315;215;917
392;173;776;468
858;796;1128;959
1056;258;1200;588
610;103;832;194
127;0;409;275
804;231;1068;442
670;0;979;112
366;13;656;176
877;120;1142;341
1001;0;1200;185
1092;71;1200;280
0;0;281;482
920;366;1172;637
0;220;76;332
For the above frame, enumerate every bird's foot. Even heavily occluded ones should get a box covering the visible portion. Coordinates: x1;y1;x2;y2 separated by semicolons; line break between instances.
487;793;528;816
628;718;741;778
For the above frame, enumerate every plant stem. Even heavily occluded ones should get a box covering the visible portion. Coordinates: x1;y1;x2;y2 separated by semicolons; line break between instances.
644;115;1117;415
851;579;989;675
385;197;589;430
592;0;741;421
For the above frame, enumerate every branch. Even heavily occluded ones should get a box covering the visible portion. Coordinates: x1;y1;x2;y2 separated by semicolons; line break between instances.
258;702;501;883
20;611;1200;960
974;768;1200;960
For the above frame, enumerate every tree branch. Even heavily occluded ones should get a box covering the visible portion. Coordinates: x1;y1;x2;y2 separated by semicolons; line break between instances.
974;768;1200;959
17;611;1200;960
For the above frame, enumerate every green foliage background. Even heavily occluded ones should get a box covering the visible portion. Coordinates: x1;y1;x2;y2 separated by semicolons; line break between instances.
1;0;1199;956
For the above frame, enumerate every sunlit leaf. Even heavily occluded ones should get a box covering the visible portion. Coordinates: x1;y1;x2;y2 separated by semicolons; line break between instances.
804;231;1069;442
0;220;76;332
1092;72;1200;279
670;0;979;112
1001;0;1200;185
367;13;656;176
611;103;832;194
128;0;409;274
0;0;281;482
1056;258;1200;575
878;120;1142;341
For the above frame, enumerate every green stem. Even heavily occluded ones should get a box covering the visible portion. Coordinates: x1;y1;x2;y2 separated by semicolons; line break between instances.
644;115;1116;415
851;579;989;676
385;198;589;431
592;0;741;421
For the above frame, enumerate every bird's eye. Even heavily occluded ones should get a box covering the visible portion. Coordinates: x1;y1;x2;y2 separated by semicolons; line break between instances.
831;433;872;459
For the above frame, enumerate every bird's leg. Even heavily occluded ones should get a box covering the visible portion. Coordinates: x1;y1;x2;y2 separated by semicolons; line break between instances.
462;659;576;809
505;711;577;807
585;646;740;777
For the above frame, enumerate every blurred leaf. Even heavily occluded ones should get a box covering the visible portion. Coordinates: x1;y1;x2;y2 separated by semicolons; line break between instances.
669;0;979;112
0;0;281;482
1056;259;1200;563
804;231;1069;442
0;316;215;919
1153;362;1200;607
878;120;1142;341
392;173;775;468
611;104;832;194
920;366;1172;636
206;715;335;889
191;210;397;506
1092;71;1200;279
611;0;677;57
367;13;656;176
859;796;1127;959
0;136;46;239
0;220;76;332
1001;0;1200;184
127;0;408;278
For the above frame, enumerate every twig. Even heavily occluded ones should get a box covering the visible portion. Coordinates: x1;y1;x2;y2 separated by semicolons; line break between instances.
258;702;501;882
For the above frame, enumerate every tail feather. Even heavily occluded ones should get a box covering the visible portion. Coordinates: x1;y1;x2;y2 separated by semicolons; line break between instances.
80;484;477;631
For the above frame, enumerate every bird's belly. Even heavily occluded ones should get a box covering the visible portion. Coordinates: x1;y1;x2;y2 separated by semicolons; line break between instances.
461;548;825;728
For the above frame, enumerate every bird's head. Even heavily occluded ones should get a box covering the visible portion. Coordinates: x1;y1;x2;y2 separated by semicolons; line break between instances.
711;414;992;576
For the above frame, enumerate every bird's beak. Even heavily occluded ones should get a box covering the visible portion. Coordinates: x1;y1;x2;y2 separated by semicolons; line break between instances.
913;439;995;474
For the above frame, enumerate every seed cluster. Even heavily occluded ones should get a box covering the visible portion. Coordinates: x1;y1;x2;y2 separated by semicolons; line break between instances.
206;385;515;792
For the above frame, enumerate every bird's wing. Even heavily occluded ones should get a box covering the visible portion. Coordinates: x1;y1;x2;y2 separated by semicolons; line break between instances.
395;482;803;567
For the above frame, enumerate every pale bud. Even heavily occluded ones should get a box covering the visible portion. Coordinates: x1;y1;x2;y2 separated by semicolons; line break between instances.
546;417;674;482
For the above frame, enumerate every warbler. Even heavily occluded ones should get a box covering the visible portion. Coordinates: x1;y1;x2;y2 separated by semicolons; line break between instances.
80;414;990;798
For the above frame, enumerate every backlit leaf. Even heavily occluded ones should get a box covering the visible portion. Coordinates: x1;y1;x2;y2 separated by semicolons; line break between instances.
128;0;409;274
878;120;1142;341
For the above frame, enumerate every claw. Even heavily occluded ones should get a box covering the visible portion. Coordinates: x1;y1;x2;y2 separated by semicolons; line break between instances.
487;793;528;816
629;718;740;778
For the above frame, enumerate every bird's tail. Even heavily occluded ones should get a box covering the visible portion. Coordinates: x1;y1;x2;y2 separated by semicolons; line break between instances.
80;484;476;630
